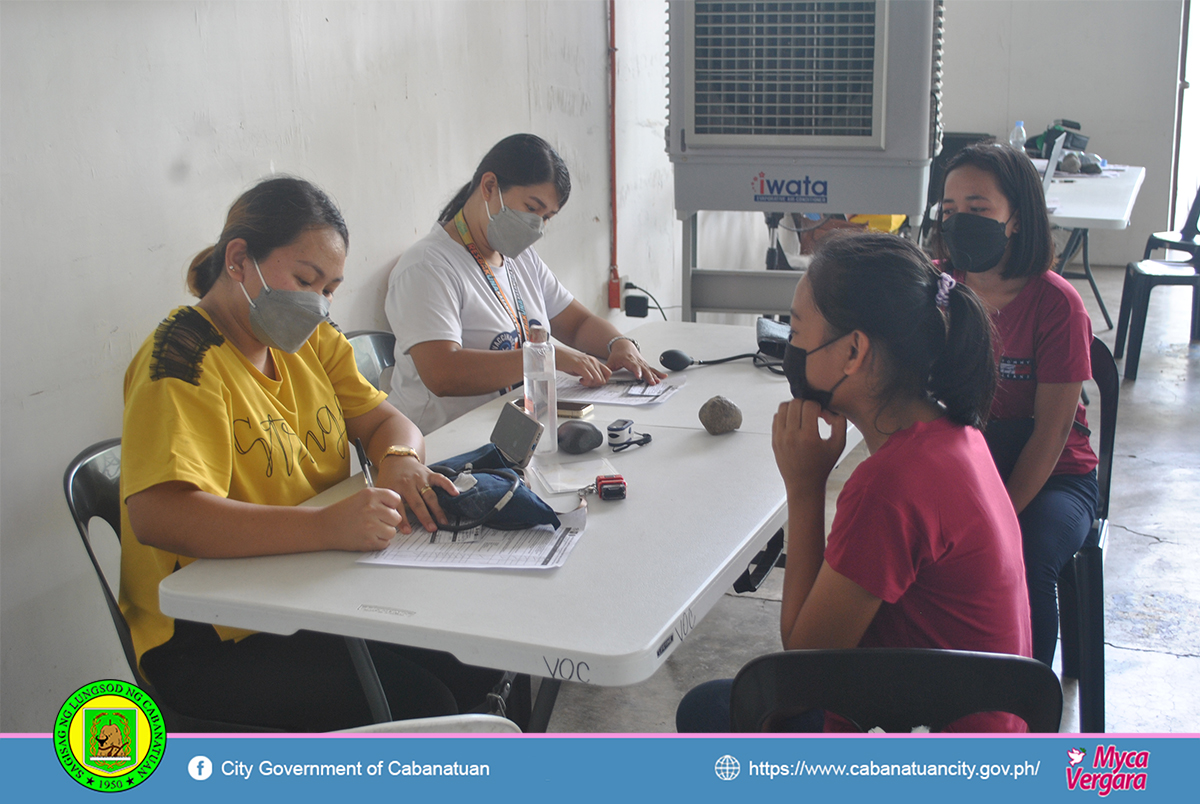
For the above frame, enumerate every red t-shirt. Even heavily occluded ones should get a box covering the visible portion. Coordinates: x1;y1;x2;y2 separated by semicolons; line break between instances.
824;417;1033;733
958;269;1098;476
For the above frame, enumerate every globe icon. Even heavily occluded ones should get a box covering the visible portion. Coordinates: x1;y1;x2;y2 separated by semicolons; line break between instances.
714;755;741;781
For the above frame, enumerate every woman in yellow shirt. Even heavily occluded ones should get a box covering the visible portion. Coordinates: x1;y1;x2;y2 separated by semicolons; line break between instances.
119;176;499;730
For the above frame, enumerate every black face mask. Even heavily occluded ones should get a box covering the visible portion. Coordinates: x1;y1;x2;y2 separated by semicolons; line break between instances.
782;336;847;409
941;212;1011;273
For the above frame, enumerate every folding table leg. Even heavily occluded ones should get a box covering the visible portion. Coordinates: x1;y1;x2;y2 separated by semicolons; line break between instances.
1058;230;1112;329
1080;232;1114;329
528;678;562;733
345;636;393;724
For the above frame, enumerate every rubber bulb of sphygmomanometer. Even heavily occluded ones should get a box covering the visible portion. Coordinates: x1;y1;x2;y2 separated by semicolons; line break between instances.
660;349;694;371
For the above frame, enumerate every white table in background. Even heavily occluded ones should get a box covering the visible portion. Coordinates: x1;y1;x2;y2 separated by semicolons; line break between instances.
159;321;862;731
1047;165;1146;329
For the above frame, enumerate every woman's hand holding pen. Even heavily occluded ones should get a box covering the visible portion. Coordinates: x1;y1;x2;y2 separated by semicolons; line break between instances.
317;489;408;551
772;399;846;500
375;453;458;534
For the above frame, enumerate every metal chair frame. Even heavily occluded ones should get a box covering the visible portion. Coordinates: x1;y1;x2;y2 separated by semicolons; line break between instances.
345;329;397;391
1055;337;1119;733
63;438;274;732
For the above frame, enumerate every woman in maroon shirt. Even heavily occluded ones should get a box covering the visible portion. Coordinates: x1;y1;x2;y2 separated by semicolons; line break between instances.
936;141;1099;667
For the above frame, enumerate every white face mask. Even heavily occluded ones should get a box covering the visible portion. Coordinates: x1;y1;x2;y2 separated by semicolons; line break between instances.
237;259;330;353
485;187;545;258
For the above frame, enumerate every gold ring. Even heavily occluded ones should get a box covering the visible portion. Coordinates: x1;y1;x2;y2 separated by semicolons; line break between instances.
419;485;434;495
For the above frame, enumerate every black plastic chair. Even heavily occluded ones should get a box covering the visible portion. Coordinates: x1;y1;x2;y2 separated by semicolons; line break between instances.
730;648;1063;733
1143;184;1200;259
1113;254;1199;381
345;330;396;391
63;439;272;732
1055;337;1119;733
1113;186;1200;380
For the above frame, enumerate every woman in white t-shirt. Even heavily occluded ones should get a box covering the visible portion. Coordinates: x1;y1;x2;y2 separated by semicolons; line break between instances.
386;133;664;433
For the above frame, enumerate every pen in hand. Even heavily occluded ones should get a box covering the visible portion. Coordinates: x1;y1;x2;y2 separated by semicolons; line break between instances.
354;438;374;488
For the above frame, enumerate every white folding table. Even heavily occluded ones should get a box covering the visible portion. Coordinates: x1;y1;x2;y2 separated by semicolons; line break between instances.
1047;165;1146;329
159;321;862;731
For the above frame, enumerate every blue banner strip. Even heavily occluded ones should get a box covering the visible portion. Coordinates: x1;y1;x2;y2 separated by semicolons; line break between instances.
8;733;1197;803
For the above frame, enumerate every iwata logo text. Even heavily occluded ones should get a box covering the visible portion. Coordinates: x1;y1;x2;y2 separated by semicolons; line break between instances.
751;172;828;204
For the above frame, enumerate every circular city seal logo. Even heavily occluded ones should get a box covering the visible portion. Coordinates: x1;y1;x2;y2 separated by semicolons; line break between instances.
54;680;166;792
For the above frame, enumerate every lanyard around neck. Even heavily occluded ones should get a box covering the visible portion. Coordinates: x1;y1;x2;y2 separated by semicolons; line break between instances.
453;209;529;344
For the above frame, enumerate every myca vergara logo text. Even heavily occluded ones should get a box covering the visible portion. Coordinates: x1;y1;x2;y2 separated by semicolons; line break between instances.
751;172;828;204
1065;745;1150;796
54;679;166;792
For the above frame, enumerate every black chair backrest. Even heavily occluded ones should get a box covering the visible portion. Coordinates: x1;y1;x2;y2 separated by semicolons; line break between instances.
1180;184;1200;240
730;648;1063;733
1090;337;1119;520
345;330;397;391
63;438;148;688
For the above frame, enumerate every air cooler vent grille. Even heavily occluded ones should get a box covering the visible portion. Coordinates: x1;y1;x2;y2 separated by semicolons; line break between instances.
692;1;878;138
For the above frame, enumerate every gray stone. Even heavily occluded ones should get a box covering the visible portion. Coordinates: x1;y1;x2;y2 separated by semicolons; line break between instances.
698;395;742;435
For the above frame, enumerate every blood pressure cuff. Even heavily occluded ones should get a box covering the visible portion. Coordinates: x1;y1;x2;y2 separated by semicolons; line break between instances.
427;443;560;531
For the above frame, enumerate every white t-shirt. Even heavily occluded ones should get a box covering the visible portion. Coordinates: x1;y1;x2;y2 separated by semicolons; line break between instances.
385;224;574;433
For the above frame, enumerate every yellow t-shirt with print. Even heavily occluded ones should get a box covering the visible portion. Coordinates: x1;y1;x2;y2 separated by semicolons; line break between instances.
118;306;387;669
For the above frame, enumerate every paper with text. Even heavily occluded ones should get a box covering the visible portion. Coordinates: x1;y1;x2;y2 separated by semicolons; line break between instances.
356;506;586;570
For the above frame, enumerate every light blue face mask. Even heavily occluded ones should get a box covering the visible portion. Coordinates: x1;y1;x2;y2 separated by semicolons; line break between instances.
485;187;545;258
237;259;330;353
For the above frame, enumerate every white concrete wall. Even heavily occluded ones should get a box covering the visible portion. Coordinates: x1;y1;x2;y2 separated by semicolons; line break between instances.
0;0;1188;732
0;0;677;732
941;0;1184;264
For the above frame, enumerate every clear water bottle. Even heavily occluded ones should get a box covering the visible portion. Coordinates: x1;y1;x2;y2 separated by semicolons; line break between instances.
522;325;557;453
1009;120;1027;151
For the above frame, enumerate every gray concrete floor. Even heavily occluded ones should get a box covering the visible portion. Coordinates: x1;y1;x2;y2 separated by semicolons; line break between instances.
544;262;1200;734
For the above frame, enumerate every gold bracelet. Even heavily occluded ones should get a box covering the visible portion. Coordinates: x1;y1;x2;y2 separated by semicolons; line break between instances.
382;445;420;462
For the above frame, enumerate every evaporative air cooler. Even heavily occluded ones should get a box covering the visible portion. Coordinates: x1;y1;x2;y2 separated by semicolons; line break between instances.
667;0;944;317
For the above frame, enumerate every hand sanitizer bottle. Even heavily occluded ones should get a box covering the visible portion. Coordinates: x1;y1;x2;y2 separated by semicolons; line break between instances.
523;325;557;453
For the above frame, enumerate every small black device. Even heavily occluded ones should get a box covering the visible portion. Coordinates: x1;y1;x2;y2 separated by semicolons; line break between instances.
756;316;790;359
489;400;544;468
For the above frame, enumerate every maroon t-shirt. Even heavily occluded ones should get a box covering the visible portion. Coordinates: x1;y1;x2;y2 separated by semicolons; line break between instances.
825;417;1033;733
957;268;1098;476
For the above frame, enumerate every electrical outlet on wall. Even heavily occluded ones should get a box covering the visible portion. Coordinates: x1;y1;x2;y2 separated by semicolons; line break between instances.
618;275;630;310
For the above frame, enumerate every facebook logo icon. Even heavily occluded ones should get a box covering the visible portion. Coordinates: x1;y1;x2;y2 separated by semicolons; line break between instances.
188;755;212;781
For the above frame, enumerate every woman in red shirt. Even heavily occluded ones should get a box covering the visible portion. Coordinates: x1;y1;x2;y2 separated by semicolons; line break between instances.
936;142;1100;667
677;233;1032;732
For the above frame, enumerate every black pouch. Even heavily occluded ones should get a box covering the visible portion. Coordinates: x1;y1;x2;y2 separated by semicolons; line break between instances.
984;418;1036;482
427;444;560;532
984;417;1091;481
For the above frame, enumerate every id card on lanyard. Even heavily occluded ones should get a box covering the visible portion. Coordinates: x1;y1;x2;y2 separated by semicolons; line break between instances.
454;210;530;345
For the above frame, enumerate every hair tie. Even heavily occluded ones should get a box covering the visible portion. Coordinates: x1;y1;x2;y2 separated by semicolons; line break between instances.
935;272;956;310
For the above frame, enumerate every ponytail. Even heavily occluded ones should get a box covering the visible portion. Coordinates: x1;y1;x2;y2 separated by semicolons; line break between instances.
928;280;996;428
436;133;571;224
187;245;221;297
806;232;996;429
437;182;476;225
